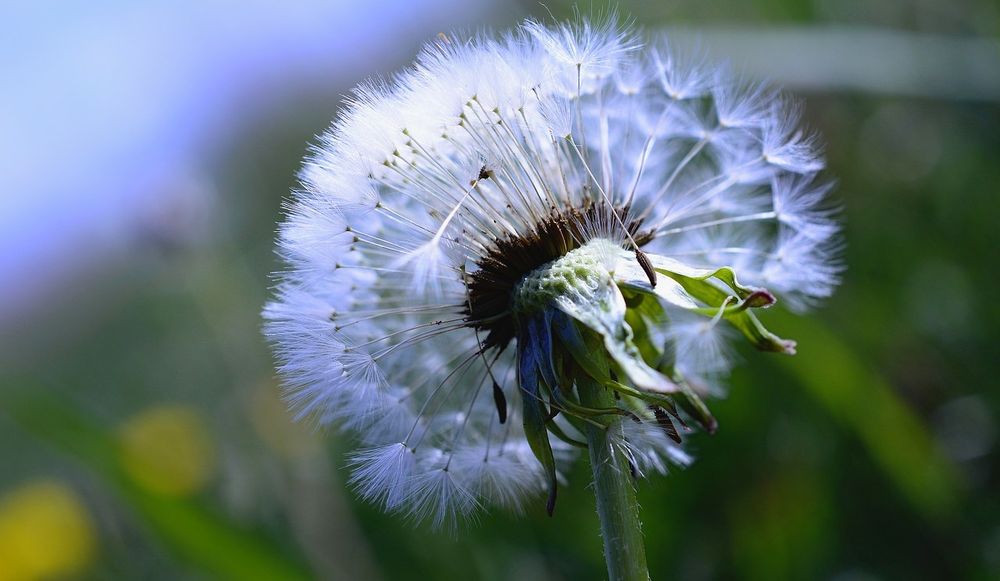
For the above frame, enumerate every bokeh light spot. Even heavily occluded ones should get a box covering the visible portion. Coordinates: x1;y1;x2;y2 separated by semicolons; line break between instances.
118;405;215;497
0;480;96;581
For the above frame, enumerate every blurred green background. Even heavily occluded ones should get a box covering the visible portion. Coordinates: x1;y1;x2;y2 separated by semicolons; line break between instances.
1;1;998;579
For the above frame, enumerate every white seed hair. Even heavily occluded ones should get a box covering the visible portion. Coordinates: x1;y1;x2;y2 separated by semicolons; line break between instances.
264;17;839;527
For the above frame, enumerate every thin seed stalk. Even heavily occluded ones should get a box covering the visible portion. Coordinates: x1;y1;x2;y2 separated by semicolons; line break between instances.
577;376;651;581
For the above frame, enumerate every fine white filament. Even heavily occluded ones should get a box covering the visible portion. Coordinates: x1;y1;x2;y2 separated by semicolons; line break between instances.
264;17;839;528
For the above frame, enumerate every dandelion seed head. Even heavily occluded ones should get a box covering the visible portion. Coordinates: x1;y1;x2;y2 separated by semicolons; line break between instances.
264;16;840;526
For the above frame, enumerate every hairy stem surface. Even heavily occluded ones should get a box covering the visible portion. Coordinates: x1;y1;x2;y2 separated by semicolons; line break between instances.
577;377;651;581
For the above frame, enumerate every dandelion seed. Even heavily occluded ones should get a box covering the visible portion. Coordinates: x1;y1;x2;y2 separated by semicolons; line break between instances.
264;16;840;528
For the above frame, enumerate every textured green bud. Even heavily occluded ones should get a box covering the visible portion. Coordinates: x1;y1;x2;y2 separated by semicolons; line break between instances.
513;239;622;315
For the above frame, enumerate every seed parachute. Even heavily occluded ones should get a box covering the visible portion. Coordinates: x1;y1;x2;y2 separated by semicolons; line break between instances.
264;16;840;528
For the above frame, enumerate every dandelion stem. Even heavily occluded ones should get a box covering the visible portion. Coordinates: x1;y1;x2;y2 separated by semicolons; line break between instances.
577;376;650;581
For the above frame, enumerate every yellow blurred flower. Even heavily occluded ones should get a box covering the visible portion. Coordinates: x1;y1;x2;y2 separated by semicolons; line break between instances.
118;405;215;497
0;481;96;581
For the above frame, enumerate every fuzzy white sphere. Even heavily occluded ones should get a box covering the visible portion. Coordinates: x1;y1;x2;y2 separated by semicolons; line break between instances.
264;17;839;527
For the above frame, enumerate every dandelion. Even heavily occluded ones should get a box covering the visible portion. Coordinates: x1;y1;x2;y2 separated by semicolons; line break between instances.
264;15;839;579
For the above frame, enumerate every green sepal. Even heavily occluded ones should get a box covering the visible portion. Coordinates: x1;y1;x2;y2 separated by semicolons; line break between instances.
551;276;678;393
544;418;588;448
729;308;797;354
533;311;640;424
649;256;761;300
516;332;559;516
603;378;672;410
621;289;669;368
525;314;560;393
550;309;611;382
655;266;796;354
672;378;719;434
690;289;776;317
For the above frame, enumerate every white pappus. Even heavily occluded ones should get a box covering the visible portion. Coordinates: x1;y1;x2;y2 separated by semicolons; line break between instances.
263;16;840;528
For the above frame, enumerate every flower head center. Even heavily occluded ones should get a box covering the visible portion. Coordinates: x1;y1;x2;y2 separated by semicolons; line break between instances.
464;201;650;349
512;238;619;315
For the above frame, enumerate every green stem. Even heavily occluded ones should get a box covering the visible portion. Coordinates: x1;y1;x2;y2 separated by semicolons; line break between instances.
577;376;651;581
